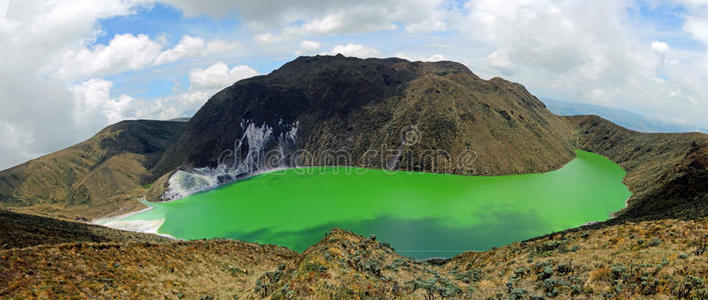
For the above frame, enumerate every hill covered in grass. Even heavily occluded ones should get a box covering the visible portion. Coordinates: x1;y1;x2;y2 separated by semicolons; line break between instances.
0;210;168;249
2;216;707;299
0;120;186;220
567;115;707;220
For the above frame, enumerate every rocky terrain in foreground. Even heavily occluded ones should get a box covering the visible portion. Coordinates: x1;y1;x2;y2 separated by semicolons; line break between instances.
2;212;707;299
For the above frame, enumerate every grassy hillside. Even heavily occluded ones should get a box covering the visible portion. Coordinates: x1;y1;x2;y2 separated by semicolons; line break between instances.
2;217;707;299
0;120;186;220
0;210;167;249
568;115;708;220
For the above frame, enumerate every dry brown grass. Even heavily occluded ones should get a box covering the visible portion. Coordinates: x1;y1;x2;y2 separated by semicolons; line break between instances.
3;217;708;299
0;120;186;220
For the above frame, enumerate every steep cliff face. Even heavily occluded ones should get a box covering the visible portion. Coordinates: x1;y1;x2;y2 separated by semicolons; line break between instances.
151;55;574;199
0;120;186;219
567;115;708;220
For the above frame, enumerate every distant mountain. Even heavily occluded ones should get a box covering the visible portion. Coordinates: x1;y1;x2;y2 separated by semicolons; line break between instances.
544;98;707;133
0;120;186;220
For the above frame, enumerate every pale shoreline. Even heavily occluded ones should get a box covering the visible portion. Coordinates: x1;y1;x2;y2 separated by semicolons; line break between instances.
93;206;175;239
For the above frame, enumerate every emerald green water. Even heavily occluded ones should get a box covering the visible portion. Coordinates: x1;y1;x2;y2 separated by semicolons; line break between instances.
120;150;630;258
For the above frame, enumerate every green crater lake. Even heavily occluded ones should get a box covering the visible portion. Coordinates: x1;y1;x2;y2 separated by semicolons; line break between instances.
117;150;631;258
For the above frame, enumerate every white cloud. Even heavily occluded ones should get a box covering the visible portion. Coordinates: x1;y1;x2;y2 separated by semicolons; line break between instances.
189;62;259;90
164;0;451;34
154;35;205;65
453;0;707;128
327;44;381;58
651;41;669;52
57;34;244;80
0;0;153;170
254;32;282;45
69;79;134;126
0;121;38;169
202;39;242;55
280;11;399;36
684;17;708;44
172;0;452;44
486;49;515;74
0;0;253;170
70;80;213;123
0;0;9;17
679;0;708;44
65;62;260;132
154;35;242;65
58;33;164;79
296;40;321;55
395;53;447;62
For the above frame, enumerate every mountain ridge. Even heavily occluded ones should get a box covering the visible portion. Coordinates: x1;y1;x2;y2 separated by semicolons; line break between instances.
150;55;575;200
0;55;705;223
546;98;708;133
0;119;186;220
567;115;707;220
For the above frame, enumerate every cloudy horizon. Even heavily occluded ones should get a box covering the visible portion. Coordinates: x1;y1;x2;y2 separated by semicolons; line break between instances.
1;0;707;170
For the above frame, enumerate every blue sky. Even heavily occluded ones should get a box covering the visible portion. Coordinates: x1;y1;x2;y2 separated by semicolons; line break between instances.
94;2;466;100
0;0;707;169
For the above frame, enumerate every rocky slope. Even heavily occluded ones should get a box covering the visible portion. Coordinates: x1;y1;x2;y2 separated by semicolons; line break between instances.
2;217;707;299
152;55;574;195
0;120;186;220
568;115;708;220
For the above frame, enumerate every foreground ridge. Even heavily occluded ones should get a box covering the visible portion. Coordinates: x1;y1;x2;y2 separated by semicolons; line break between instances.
2;212;707;299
